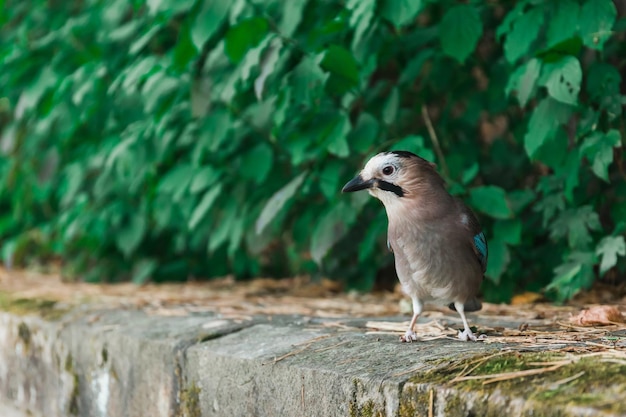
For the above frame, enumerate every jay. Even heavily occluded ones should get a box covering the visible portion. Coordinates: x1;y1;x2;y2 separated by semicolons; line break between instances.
342;151;487;342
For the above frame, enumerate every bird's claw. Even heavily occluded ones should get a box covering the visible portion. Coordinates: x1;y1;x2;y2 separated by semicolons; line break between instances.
457;329;486;342
400;330;418;343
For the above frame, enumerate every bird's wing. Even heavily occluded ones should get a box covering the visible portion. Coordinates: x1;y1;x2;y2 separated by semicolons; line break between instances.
472;231;488;273
456;200;488;273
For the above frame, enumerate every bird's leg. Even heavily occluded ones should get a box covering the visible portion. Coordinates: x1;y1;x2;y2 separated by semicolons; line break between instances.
454;301;479;342
400;298;423;342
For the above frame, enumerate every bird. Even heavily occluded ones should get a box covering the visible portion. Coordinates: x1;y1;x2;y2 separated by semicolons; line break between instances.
342;150;488;342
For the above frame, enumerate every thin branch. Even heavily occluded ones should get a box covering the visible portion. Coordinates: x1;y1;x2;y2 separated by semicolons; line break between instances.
421;104;450;179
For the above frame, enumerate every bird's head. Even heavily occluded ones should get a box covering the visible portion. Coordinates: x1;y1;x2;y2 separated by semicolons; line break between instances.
342;151;443;207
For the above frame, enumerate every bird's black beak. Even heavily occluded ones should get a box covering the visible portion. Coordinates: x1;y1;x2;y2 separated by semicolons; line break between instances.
342;175;375;193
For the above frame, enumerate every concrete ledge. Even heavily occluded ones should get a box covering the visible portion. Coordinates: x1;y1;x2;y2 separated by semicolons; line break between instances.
1;302;625;417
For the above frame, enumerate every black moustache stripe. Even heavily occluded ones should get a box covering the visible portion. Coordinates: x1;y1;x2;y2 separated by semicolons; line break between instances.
377;180;405;197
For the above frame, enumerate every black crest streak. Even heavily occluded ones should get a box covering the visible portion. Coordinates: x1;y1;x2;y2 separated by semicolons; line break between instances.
389;150;418;159
389;150;437;170
377;180;405;197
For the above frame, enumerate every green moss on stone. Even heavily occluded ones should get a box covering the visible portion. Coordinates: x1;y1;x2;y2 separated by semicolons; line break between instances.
17;322;31;346
404;351;626;416
65;354;80;416
347;379;384;417
0;291;68;319
180;383;201;417
398;385;426;417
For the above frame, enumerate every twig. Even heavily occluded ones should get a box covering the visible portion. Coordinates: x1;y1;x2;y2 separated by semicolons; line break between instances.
263;334;332;364
391;364;429;378
313;340;350;352
455;362;569;385
421;104;449;178
264;346;310;365
428;389;434;417
293;334;331;346
453;351;510;381
547;371;585;390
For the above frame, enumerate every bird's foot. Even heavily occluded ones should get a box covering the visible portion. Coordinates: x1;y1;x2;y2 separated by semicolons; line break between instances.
400;330;418;343
457;329;485;342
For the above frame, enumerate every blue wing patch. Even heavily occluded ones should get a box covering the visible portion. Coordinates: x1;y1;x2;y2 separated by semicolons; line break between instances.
473;232;488;272
387;239;393;253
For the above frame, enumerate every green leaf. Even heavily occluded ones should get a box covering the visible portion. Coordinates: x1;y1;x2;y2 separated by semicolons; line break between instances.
159;164;195;200
461;163;479;185
534;193;565;227
320;45;359;89
503;6;544;63
541;56;582;105
380;0;424;27
580;0;616;50
142;75;179;113
290;56;327;105
506;58;541;107
225;17;269;63
131;258;157;285
129;25;161;55
547;0;580;48
325;113;351;157
534;128;568;170
147;0;195;15
200;108;231;152
189;184;223;230
319;161;343;201
172;21;198;72
494;219;522;245
311;202;354;265
347;0;376;48
191;0;230;50
279;0;307;37
485;238;510;284
208;200;237;253
399;49;434;85
254;39;281;100
116;215;146;257
239;143;274;184
382;87;399;125
358;211;387;263
550;206;602;249
586;62;621;101
596;235;626;275
189;166;219;194
496;1;527;39
508;189;536;214
524;97;572;158
580;129;622;181
255;172;307;234
348;113;379;153
548;251;596;302
469;186;513;219
439;5;482;63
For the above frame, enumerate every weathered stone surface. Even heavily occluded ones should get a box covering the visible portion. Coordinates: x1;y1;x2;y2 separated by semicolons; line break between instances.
183;323;502;417
0;306;625;417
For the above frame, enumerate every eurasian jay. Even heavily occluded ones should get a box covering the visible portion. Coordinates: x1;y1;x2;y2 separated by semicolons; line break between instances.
342;151;488;342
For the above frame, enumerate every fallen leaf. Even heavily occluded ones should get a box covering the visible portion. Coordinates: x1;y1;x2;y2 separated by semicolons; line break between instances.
569;305;625;326
511;291;543;305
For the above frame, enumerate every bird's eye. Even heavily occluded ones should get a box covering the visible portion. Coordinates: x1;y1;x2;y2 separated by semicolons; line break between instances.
382;165;394;176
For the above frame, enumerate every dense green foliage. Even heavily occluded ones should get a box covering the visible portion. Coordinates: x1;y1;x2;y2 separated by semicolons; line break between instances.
1;0;625;301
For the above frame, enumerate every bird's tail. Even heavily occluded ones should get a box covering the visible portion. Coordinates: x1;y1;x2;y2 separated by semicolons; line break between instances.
448;297;482;312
